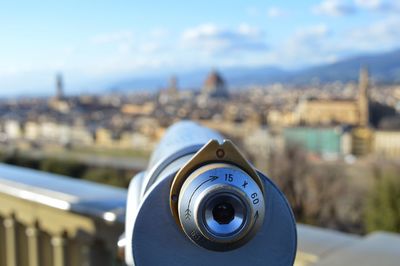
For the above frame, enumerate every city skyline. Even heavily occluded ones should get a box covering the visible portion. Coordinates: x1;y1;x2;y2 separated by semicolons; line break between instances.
1;0;400;96
1;2;400;265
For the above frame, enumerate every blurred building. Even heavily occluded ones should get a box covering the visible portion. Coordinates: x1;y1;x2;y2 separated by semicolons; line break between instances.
95;127;117;148
268;109;299;127
201;70;229;99
283;127;351;159
121;102;155;116
158;75;179;104
56;73;64;100
200;120;256;140
373;115;400;158
358;68;369;127
167;75;178;95
296;68;369;126
374;130;400;158
4;119;23;140
351;127;373;156
49;73;70;113
243;127;284;167
70;126;95;146
24;121;41;141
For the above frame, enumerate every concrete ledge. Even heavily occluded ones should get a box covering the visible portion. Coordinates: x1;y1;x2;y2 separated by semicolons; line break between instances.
0;163;127;223
296;224;400;266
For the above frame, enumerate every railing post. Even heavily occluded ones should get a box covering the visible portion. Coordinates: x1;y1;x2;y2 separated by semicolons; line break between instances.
79;242;91;266
26;226;40;266
3;217;17;266
0;163;127;266
51;234;67;266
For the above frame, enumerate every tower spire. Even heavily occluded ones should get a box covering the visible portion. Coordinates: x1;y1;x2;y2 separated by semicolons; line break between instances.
56;73;64;100
358;67;369;127
168;75;178;94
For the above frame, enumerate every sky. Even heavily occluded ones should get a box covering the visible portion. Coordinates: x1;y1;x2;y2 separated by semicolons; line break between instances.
1;0;400;96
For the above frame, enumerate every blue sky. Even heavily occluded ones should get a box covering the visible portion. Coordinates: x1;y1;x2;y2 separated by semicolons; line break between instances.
1;0;400;96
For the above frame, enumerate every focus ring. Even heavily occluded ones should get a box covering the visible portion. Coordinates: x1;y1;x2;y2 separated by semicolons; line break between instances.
178;163;265;251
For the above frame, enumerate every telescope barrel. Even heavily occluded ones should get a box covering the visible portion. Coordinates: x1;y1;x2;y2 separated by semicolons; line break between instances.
125;121;297;266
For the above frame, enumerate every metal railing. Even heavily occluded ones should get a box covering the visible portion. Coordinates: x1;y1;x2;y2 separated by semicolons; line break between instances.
1;163;399;266
0;163;126;266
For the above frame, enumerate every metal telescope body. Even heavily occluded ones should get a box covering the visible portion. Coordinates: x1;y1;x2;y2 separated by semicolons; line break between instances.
125;121;297;265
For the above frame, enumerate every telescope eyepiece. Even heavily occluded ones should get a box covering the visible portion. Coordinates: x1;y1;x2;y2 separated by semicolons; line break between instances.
178;163;265;251
212;198;236;225
202;191;247;237
125;123;297;266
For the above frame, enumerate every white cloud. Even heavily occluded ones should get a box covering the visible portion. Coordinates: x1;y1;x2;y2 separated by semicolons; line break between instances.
4;14;400;92
313;0;400;16
138;42;161;53
355;0;383;9
346;16;400;51
237;24;261;37
267;7;286;18
237;24;336;69
149;28;170;39
270;16;400;68
277;24;333;66
313;0;356;16
90;30;136;55
294;24;331;40
354;0;399;11
181;23;267;55
88;28;171;57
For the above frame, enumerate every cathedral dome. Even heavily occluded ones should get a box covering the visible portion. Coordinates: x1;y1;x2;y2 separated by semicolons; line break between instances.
202;70;229;99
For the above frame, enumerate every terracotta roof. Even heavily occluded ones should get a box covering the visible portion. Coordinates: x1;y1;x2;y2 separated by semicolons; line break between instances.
204;70;225;87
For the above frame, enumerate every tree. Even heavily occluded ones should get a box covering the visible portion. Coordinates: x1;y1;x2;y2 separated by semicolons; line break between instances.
267;145;311;223
365;169;400;233
267;145;351;232
40;159;87;178
82;168;131;188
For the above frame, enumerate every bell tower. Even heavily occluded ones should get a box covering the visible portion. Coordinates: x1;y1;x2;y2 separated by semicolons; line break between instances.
56;73;64;100
352;67;373;156
358;67;369;127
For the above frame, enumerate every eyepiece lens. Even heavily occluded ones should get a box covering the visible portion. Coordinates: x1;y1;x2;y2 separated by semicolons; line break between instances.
177;164;265;250
212;202;235;225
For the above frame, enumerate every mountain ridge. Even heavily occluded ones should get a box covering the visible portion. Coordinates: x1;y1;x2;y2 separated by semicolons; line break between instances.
110;48;400;92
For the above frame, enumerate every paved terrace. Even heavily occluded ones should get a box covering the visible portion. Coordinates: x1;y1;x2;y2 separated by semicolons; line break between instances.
0;163;399;266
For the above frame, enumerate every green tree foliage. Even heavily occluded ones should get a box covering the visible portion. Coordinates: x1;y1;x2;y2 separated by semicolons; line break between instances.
0;153;136;188
2;153;40;169
40;158;87;178
266;145;359;233
365;171;400;233
82;168;131;188
267;145;310;222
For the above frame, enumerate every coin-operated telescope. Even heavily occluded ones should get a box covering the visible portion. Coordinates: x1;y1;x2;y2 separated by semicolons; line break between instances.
123;121;296;265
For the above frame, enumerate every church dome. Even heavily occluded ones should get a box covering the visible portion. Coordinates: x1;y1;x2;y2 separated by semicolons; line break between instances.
202;70;229;99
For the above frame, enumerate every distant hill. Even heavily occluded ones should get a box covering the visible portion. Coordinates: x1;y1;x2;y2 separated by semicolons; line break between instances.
288;49;400;84
110;48;400;92
110;66;287;92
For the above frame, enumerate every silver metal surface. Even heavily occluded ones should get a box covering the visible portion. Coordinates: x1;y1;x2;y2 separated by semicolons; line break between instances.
131;171;297;266
202;192;246;237
142;121;224;195
147;121;224;170
125;121;297;265
0;163;127;222
178;163;265;251
125;171;146;265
